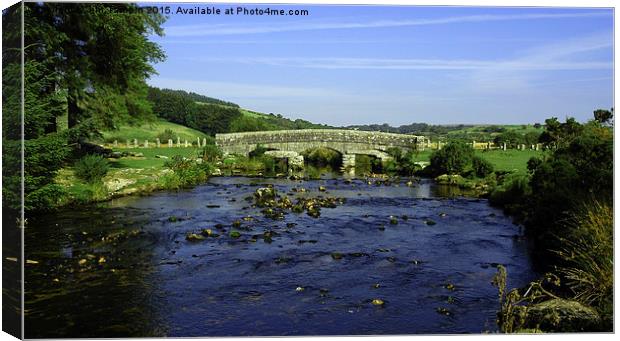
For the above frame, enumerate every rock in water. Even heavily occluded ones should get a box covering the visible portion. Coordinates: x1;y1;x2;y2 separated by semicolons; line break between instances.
186;233;206;241
371;299;385;306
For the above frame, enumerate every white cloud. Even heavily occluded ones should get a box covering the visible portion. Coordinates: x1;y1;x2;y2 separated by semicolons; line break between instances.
164;11;610;37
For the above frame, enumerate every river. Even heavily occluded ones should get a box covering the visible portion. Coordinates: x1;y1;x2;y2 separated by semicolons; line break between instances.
24;175;537;337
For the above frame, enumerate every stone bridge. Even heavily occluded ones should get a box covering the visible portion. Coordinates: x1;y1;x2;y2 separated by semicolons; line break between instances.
215;129;425;169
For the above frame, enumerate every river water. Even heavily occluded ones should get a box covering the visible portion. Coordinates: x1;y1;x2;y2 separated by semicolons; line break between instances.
24;176;536;337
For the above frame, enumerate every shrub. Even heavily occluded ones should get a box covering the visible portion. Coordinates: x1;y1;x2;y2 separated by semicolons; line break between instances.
24;184;67;211
74;154;109;184
164;155;212;187
382;159;401;174
429;141;474;175
488;174;531;217
472;155;494;177
386;147;403;162
201;144;223;162
157;128;176;142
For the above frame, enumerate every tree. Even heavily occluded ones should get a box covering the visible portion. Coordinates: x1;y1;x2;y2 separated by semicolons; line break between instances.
472;156;494;177
525;119;612;265
186;104;242;135
24;3;166;136
2;3;167;210
539;117;583;149
523;131;541;146
429;142;474;175
493;130;522;148
593;108;613;125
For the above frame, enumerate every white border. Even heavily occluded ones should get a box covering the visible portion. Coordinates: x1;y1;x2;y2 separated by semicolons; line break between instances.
0;1;617;341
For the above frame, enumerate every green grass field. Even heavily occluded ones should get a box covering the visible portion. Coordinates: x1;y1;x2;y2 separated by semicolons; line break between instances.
476;149;543;173
404;148;544;174
108;147;201;169
100;119;207;143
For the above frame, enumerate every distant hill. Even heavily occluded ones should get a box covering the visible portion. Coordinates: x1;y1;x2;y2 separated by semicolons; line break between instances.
346;123;473;135
148;86;239;108
346;122;544;142
147;86;331;135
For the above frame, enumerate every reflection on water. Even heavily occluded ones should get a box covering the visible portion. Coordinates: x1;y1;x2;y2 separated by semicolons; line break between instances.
25;176;536;337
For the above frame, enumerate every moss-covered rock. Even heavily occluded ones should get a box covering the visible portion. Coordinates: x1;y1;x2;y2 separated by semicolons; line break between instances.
523;299;601;332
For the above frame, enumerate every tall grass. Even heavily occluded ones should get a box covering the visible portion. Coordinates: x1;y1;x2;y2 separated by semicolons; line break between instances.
555;200;613;326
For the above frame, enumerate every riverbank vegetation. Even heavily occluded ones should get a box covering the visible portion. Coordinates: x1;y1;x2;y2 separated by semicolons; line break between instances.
489;111;614;332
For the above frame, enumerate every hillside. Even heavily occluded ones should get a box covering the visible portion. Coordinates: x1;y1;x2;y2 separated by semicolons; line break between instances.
228;108;332;132
100;119;208;143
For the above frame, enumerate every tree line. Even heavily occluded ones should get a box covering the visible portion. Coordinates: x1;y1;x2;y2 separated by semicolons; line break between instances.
147;86;242;136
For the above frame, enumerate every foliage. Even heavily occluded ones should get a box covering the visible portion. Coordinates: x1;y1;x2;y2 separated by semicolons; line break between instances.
538;117;584;149
2;3;166;211
346;122;472;135
157;128;176;142
164;155;212;187
490;113;613;333
229;115;277;132
489;174;531;212
201;144;223;163
400;151;423;175
186;103;242;136
23;134;72;210
147;87;199;126
593;108;613;125
493;130;522;148
74;154;110;183
429;142;474;175
301;147;342;168
492;266;563;333
555;201;613;328
526;119;612;258
472;155;494;178
148;87;243;135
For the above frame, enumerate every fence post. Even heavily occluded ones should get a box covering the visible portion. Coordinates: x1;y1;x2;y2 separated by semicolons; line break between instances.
177;137;181;148
133;139;138;148
156;138;161;148
168;139;173;148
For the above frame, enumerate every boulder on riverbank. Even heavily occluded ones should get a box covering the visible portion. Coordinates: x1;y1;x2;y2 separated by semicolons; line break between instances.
522;299;601;332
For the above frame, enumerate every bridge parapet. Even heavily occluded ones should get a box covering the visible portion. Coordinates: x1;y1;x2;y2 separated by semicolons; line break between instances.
216;129;423;155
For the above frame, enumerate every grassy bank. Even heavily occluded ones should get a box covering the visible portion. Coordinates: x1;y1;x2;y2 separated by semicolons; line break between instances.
55;147;206;205
100;119;208;143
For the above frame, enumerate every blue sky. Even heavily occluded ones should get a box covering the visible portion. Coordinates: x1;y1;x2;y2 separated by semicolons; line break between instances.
146;4;614;126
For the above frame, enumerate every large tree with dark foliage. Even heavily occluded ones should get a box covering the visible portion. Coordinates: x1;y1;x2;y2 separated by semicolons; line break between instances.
2;3;166;210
